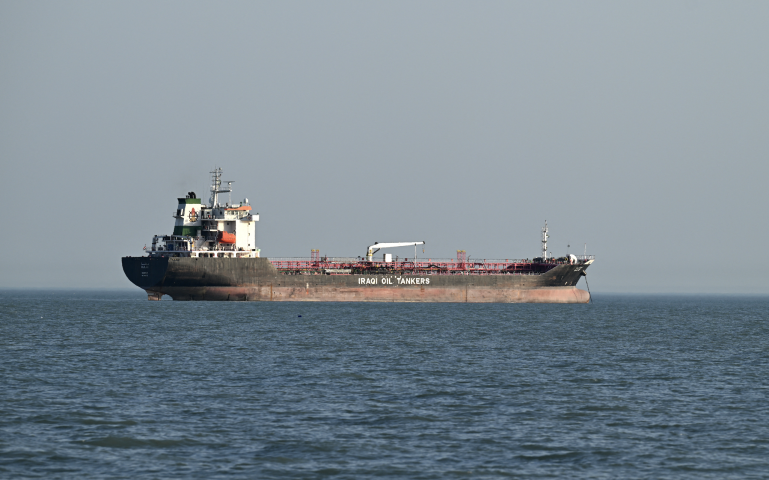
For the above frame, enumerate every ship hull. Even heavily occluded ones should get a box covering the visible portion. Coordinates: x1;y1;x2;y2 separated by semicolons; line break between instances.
122;257;591;303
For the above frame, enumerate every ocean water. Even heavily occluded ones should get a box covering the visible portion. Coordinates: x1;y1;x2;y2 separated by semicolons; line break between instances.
1;291;768;479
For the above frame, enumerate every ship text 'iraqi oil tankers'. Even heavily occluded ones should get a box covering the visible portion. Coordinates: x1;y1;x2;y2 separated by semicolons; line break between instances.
122;169;594;302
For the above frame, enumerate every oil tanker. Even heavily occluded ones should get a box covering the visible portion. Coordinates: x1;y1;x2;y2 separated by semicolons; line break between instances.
122;168;594;303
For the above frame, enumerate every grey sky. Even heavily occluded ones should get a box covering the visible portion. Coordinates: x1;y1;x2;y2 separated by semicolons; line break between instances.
1;1;767;293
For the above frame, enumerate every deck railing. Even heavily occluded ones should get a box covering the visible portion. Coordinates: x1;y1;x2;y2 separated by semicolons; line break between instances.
266;256;590;276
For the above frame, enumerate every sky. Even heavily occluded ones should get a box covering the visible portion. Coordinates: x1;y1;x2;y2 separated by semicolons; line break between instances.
1;1;767;293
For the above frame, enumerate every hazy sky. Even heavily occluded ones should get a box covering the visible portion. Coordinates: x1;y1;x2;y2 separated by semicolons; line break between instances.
1;1;767;293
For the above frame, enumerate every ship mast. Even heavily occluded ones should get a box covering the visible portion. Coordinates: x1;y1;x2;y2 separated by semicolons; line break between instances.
209;167;232;207
541;220;548;260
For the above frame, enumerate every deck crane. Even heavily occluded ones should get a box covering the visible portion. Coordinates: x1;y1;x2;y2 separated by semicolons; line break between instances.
366;241;425;262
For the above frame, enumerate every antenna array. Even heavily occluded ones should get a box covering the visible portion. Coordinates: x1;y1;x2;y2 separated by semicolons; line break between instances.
209;167;233;207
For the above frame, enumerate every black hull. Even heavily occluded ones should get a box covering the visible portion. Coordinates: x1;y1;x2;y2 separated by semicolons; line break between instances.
122;257;591;303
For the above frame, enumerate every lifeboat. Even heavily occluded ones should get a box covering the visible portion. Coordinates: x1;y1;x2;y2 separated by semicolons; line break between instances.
217;231;236;244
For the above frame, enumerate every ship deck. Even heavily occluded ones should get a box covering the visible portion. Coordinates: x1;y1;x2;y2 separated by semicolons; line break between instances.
269;256;595;276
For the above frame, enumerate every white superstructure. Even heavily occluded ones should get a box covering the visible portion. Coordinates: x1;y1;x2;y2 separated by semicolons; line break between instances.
147;168;260;258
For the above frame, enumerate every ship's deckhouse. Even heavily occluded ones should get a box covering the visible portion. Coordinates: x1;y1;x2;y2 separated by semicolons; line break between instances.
151;168;260;258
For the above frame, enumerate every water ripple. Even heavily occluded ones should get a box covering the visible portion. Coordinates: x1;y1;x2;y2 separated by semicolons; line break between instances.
1;291;768;478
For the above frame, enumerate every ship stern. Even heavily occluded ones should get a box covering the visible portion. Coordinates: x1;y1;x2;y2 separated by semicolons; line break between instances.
122;256;169;299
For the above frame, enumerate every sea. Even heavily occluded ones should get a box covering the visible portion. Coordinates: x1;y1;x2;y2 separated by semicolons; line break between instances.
1;290;768;479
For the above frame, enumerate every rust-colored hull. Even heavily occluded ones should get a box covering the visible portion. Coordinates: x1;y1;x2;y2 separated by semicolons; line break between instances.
154;285;589;303
122;257;591;303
